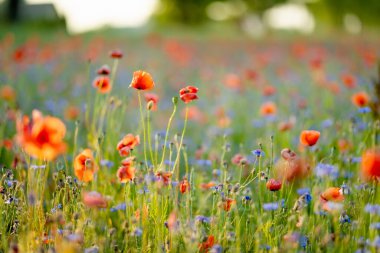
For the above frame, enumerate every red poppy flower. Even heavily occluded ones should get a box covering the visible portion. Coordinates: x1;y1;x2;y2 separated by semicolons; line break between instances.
129;70;155;90
156;171;172;186
361;148;380;181
110;49;123;59
179;179;190;194
341;74;356;89
199;235;215;253
179;86;199;103
300;130;320;146
351;92;370;107
83;191;107;208
231;153;246;165
222;198;236;211
266;178;282;191
97;65;110;75
64;105;80;121
92;76;111;94
116;134;140;157
262;85;277;96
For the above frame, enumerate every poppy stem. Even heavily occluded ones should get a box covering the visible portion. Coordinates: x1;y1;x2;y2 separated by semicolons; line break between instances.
138;91;148;168
146;108;155;167
172;106;189;174
159;102;177;170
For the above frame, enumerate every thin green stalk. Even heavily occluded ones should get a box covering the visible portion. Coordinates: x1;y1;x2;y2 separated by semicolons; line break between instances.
172;106;189;174
147;108;155;167
138;91;148;167
159;102;177;170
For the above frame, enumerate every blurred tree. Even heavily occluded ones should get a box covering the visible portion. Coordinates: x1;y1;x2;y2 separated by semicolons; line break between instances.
155;0;289;24
307;0;380;29
7;0;21;22
155;0;218;24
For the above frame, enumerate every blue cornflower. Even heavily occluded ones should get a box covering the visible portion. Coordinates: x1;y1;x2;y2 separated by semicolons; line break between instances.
297;188;310;195
364;204;380;215
321;119;333;128
263;202;279;211
373;236;380;248
358;107;371;114
339;213;351;224
110;203;127;212
370;222;380;230
100;160;114;168
299;235;308;248
315;163;339;179
57;203;63;209
164;160;174;166
351;157;362;163
252;149;265;157
210;244;222;253
195;160;212;166
195;215;211;223
132;228;143;237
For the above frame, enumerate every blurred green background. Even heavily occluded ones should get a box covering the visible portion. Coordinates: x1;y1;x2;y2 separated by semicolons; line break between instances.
0;0;379;35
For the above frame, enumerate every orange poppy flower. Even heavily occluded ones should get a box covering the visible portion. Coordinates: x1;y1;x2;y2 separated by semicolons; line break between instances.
300;130;320;146
129;70;155;90
83;191;107;208
92;76;111;93
361;148;380;181
266;178;282;191
199;235;215;253
341;74;356;89
200;181;216;190
16;110;67;161
116;134;140;157
0;85;16;102
351;91;370;107
221;198;236;212
117;156;136;183
179;179;190;194
179;86;199;103
144;93;159;110
320;187;344;202
74;149;98;182
259;101;277;116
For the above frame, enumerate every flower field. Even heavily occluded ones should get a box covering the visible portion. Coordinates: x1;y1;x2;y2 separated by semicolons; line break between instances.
0;31;380;252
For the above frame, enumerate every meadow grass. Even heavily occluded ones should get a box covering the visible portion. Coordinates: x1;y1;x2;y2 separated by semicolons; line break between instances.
0;30;379;253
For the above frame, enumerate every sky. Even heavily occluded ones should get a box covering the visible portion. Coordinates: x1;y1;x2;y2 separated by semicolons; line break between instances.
25;0;158;34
